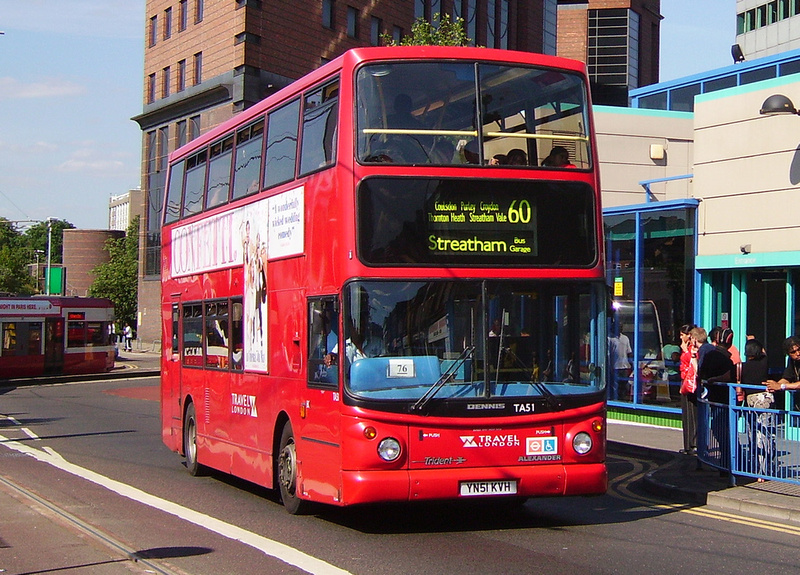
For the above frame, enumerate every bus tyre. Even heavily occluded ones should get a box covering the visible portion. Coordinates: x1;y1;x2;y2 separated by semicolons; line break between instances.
277;423;309;514
183;403;204;476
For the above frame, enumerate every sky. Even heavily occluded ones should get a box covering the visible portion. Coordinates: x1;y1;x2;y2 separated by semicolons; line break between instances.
0;1;737;230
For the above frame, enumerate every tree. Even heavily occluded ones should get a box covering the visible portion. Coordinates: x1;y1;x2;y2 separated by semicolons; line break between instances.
382;13;472;47
0;218;35;295
22;219;75;264
90;216;139;328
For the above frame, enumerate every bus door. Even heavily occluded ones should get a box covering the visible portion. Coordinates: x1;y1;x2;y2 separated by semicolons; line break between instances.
43;317;64;375
162;300;183;451
303;296;343;502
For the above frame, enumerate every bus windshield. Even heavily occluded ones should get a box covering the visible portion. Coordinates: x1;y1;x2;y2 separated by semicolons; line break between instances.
341;280;605;403
356;61;591;168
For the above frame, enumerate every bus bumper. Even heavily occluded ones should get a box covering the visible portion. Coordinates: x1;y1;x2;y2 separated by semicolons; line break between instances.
339;463;607;505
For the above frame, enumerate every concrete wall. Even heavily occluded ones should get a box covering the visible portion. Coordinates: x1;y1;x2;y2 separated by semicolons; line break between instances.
594;105;694;207
693;72;800;257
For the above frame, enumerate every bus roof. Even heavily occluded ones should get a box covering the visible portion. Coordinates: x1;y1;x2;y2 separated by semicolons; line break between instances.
168;46;589;164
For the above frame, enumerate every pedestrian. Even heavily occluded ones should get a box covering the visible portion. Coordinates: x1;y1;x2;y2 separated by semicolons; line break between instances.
738;338;773;480
679;323;698;454
123;323;133;352
766;335;800;392
608;323;633;401
697;326;737;468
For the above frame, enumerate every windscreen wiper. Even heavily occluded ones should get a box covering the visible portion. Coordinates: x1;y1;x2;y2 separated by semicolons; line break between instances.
411;346;475;414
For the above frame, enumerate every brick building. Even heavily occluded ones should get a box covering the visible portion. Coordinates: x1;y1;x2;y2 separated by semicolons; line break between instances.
558;0;661;106
62;229;125;297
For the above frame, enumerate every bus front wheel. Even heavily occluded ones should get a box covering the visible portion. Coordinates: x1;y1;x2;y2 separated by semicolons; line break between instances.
277;423;310;514
183;403;204;476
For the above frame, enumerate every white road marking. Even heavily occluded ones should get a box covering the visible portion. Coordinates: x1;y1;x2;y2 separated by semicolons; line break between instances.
0;433;352;575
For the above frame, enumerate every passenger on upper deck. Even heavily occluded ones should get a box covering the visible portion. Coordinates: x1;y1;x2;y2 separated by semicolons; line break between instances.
506;148;528;166
541;146;575;168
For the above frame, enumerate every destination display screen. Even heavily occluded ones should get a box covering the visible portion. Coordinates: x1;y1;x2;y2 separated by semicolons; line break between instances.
357;177;597;267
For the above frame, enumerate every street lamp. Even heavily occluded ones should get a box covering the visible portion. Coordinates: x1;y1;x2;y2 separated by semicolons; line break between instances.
760;94;800;116
45;217;53;295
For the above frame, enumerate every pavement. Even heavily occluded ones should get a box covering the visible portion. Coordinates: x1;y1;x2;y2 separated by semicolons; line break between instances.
3;353;800;573
607;420;800;525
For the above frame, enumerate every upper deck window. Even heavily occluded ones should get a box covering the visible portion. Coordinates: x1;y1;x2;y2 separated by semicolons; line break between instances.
183;150;207;218
357;61;591;169
232;119;264;200
264;99;300;188
206;136;234;209
299;80;339;176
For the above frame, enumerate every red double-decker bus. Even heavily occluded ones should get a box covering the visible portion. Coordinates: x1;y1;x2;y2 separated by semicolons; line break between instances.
160;46;607;513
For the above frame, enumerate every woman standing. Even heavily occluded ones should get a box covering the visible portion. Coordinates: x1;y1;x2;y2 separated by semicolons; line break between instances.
679;323;698;454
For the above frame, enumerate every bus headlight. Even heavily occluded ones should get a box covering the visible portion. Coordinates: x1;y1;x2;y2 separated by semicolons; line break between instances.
572;432;593;455
377;437;402;462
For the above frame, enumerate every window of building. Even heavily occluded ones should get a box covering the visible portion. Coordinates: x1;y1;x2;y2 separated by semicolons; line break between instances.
347;6;358;38
179;0;188;31
392;26;403;44
741;65;776;85
668;83;700;112
195;0;204;23
637;91;667;110
703;75;737;92
792;0;800;17
299;80;339;176
264;99;300;188
232;119;264;200
500;0;509;49
178;59;186;92
466;0;476;44
780;59;800;76
162;66;171;98
322;0;334;29
370;17;382;45
149;15;158;47
145;126;168;274
205;136;234;209
757;4;767;27
780;0;790;19
164;7;172;39
768;0;779;23
189;115;201;141
543;0;557;55
147;73;156;104
415;0;426;20
193;52;202;85
487;0;496;47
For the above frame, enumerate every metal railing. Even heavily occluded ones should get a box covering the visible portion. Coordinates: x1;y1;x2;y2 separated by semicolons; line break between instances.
698;382;800;485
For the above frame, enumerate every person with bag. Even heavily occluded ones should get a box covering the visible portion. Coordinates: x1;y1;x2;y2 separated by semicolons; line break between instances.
679;324;698;454
739;339;773;480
